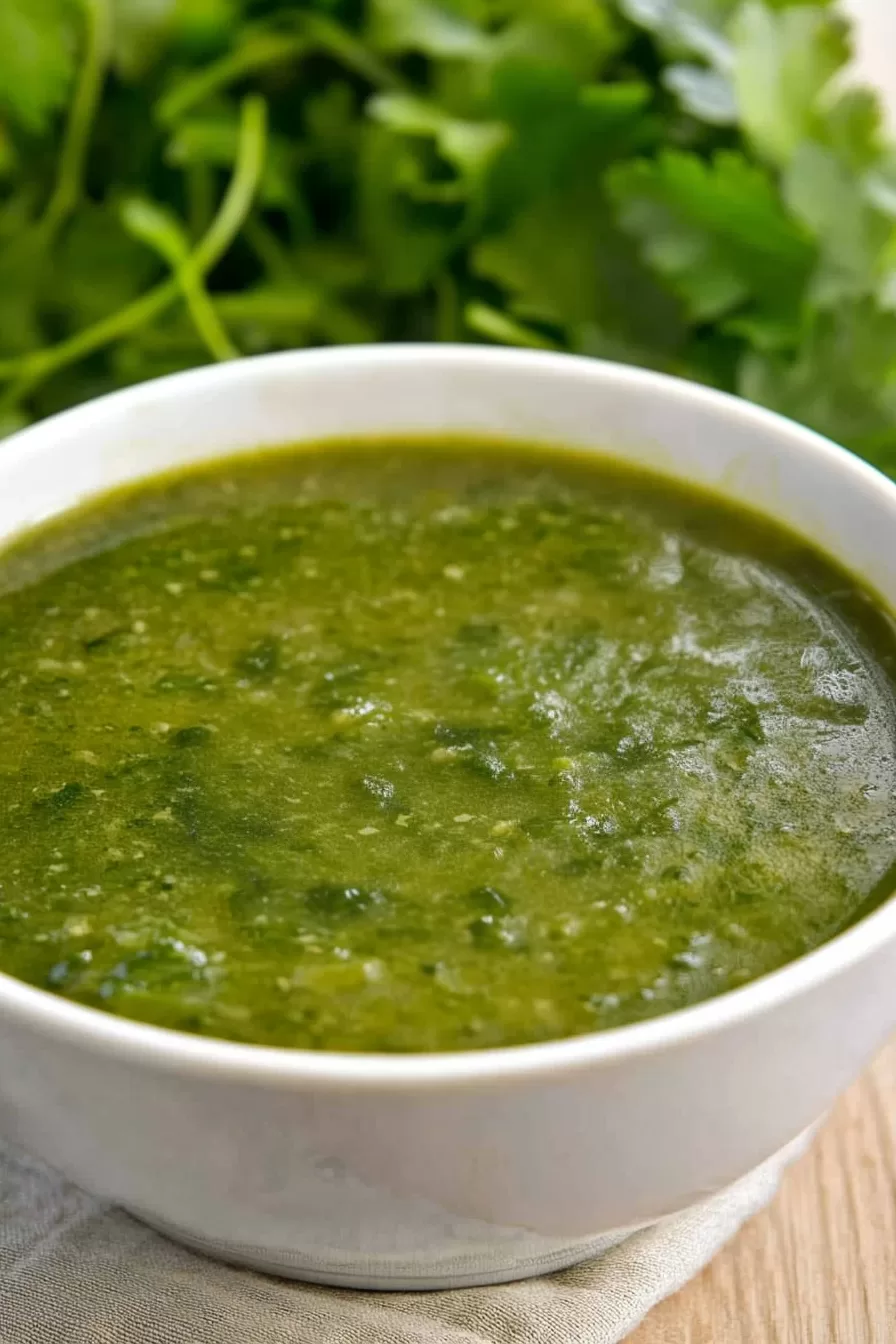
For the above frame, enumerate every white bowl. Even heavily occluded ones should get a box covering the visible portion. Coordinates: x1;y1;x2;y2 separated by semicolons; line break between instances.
0;347;895;1291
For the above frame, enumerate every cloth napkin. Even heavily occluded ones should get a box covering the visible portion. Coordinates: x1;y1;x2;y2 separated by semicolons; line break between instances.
0;1130;811;1344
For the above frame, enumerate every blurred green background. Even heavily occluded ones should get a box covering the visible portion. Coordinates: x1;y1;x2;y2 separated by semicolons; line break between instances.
3;0;896;475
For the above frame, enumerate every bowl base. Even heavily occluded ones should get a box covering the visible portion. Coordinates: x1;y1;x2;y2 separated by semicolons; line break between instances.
123;1125;816;1291
127;1212;638;1290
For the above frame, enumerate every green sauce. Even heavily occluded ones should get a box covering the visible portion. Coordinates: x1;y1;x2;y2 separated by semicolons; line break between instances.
0;441;894;1053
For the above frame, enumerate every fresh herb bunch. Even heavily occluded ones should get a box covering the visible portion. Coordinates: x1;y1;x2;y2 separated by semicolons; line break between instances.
2;0;896;471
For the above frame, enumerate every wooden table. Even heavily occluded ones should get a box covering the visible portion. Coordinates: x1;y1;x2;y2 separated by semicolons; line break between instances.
630;1040;896;1342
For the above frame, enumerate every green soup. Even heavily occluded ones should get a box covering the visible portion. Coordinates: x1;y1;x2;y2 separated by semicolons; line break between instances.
0;442;894;1053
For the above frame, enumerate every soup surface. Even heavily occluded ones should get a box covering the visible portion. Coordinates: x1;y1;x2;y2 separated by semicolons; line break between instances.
0;442;894;1052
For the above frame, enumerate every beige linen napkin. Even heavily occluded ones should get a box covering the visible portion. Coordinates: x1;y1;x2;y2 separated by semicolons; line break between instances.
0;1132;810;1343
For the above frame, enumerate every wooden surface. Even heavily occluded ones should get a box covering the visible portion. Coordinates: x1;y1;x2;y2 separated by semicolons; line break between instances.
630;1040;896;1343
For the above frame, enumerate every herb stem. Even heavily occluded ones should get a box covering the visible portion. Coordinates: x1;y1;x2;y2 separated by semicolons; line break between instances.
156;13;403;127
187;162;215;239
464;302;559;351
435;272;461;342
184;282;240;363
157;33;308;125
122;199;239;362
40;0;112;242
0;97;268;401
302;14;405;92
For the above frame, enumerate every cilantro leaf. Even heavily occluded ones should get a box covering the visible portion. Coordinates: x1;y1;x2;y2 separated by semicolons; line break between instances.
739;302;896;465
783;141;889;306
0;0;77;133
370;0;491;59
357;124;458;294
608;149;814;326
472;174;687;366
367;92;509;190
732;2;851;166
621;0;738;123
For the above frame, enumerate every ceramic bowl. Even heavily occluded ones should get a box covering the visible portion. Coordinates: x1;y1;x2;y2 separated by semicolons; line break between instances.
0;347;895;1290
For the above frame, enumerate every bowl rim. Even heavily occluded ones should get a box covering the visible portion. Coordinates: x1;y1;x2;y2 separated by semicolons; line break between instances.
2;342;895;1091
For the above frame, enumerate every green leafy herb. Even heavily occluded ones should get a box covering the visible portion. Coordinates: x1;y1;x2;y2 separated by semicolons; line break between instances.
1;0;896;470
0;0;78;134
